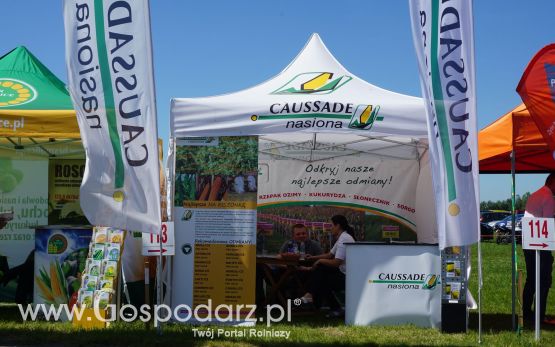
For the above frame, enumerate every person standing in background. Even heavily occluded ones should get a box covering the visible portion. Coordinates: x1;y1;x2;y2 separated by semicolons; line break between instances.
523;173;555;325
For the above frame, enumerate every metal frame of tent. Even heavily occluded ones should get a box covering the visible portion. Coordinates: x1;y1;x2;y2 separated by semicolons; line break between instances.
0;137;83;158
258;134;428;163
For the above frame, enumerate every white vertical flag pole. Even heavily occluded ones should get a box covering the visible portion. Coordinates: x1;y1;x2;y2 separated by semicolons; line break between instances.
478;240;483;343
535;250;540;341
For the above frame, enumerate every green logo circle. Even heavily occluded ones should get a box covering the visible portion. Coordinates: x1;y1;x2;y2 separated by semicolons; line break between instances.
0;78;37;107
47;234;68;254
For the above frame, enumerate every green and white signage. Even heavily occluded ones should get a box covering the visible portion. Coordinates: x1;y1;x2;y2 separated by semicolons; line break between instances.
63;0;161;234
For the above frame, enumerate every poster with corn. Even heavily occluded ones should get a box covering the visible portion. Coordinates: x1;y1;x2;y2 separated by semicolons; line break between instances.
74;226;125;321
34;226;92;308
172;136;258;323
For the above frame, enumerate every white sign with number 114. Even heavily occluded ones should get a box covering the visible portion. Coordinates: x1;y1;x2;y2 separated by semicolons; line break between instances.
522;217;555;250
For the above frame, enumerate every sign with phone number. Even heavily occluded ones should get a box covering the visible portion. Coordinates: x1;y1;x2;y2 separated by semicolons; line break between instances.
522;217;555;251
0;233;33;241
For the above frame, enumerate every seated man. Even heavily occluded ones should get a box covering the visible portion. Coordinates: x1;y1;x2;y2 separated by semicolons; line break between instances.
275;224;322;298
256;223;323;306
278;223;323;259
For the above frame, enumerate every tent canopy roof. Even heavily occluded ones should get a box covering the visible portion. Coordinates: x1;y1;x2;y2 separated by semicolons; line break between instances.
0;46;71;110
171;34;429;161
478;103;555;173
0;46;80;139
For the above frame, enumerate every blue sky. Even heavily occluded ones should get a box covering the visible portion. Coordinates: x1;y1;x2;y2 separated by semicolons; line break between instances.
2;0;553;201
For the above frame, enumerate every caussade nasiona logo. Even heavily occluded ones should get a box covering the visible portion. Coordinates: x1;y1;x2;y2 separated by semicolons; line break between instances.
368;273;440;290
254;72;382;130
251;101;383;131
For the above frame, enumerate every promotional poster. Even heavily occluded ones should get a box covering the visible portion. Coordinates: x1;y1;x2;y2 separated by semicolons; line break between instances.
172;136;258;321
0;158;48;302
48;159;88;225
34;226;92;306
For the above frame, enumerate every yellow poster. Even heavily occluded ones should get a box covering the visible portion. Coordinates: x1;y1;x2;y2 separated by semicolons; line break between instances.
48;159;88;225
172;136;258;321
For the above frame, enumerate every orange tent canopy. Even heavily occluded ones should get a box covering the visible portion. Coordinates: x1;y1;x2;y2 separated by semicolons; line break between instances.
479;103;555;173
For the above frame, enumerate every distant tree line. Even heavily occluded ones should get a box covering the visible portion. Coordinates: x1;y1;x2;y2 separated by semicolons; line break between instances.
480;192;530;211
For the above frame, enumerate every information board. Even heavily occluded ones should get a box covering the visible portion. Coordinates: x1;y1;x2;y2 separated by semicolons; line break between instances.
171;136;257;323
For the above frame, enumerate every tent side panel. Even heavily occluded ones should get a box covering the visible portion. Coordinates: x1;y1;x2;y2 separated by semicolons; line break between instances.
415;151;437;243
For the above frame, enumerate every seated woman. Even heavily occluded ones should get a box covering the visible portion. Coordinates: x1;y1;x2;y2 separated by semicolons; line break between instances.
300;215;355;317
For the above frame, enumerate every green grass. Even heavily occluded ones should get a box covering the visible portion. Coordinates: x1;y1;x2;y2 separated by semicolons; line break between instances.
2;242;555;346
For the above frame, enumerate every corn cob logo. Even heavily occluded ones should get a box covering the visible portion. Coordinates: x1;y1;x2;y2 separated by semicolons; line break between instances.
422;274;438;290
349;104;382;130
182;210;193;221
47;234;68;254
272;72;352;95
0;78;37;107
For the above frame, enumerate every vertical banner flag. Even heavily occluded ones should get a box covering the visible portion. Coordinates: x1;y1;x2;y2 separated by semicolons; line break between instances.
63;0;161;234
409;0;479;248
517;44;555;156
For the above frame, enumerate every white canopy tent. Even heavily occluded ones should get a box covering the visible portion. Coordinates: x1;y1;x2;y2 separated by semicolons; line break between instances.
170;33;438;242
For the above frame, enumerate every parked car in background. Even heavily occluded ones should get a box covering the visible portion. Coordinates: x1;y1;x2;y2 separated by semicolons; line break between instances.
493;215;513;230
480;210;511;227
505;214;524;232
496;214;524;244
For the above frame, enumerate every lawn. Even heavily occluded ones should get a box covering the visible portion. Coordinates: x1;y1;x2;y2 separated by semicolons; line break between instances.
1;242;555;346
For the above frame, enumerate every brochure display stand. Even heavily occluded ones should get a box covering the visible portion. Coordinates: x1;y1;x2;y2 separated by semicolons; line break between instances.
72;227;125;329
440;246;469;333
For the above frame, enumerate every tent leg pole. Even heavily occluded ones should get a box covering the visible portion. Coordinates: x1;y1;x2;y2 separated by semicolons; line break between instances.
478;239;483;343
511;150;517;332
157;241;163;335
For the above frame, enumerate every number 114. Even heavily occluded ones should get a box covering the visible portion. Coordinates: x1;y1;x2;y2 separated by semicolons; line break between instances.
529;219;549;238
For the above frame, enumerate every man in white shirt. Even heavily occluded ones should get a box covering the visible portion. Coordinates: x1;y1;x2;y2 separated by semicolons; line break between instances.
523;173;555;325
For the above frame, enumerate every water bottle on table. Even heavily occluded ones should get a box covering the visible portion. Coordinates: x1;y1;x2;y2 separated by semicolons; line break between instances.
287;241;294;253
